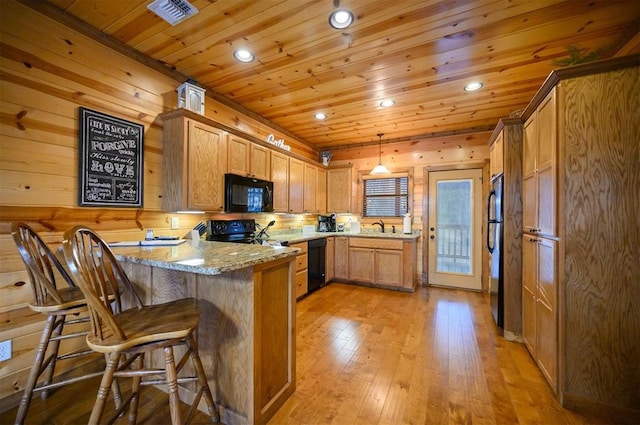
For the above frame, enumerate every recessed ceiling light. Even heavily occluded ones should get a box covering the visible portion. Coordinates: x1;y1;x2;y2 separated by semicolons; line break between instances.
379;99;395;107
233;49;254;63
314;112;327;120
329;8;354;29
464;82;483;91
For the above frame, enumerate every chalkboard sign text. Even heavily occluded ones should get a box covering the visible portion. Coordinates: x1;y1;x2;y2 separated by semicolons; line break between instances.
79;108;144;207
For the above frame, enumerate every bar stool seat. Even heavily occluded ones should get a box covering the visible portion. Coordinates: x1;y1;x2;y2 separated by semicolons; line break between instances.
84;298;199;353
10;222;121;425
63;225;219;425
29;286;86;312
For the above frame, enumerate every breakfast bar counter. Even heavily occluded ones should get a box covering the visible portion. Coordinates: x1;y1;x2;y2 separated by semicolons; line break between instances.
111;240;300;425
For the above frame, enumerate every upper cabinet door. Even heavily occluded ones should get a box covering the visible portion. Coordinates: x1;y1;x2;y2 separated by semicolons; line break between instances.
227;134;271;180
288;158;304;213
250;143;271;181
270;150;289;213
303;163;317;213
162;114;226;212
327;167;352;213
523;116;538;232
187;120;226;211
522;88;556;237
227;134;250;177
316;168;327;213
535;90;557;238
489;132;504;179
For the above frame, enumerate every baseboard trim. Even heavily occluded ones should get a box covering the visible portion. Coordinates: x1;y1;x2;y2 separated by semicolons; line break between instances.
561;392;640;424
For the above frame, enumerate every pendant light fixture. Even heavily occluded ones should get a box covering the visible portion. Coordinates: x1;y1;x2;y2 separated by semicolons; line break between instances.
370;133;390;175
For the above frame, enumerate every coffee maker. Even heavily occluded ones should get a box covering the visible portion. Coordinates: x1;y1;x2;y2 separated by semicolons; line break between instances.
317;213;336;232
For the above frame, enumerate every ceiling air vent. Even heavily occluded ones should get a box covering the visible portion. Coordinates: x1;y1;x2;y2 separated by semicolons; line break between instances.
147;0;199;26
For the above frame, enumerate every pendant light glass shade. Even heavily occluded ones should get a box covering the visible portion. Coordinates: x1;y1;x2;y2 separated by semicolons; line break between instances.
370;133;390;175
370;163;390;174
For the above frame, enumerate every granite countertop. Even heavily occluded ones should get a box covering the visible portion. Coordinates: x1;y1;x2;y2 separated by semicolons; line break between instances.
266;229;421;244
111;239;299;276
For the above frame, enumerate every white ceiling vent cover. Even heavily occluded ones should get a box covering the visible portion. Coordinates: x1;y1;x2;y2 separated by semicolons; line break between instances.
147;0;199;26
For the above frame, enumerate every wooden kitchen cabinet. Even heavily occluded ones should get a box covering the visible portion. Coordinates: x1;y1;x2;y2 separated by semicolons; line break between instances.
522;87;558;392
519;56;639;414
522;234;537;355
535;237;557;388
333;236;349;280
522;235;557;388
249;143;271;180
303;163;317;213
290;241;308;299
348;247;375;283
270;150;289;213
227;134;271;180
347;237;416;291
160;110;226;212
288;158;304;213
374;249;403;286
325;236;334;283
489;131;504;179
327;167;353;213
316;167;327;213
523;90;556;238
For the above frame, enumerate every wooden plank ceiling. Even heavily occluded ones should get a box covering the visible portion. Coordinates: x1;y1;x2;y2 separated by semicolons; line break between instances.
33;0;640;152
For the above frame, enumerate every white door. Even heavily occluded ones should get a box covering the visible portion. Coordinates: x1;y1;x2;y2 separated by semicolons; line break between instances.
427;169;483;290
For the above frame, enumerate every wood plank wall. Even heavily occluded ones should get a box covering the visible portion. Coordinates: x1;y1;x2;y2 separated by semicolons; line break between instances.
0;0;490;406
330;138;491;290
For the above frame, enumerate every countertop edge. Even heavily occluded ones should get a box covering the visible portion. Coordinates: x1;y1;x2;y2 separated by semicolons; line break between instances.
269;231;421;244
112;243;300;276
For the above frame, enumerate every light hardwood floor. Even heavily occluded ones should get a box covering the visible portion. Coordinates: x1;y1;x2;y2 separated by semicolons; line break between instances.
1;283;608;424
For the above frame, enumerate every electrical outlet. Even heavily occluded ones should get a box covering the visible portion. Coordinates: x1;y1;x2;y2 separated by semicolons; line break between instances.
0;340;11;362
171;217;179;229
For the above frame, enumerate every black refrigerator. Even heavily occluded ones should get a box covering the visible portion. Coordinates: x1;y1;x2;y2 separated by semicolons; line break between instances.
487;174;503;328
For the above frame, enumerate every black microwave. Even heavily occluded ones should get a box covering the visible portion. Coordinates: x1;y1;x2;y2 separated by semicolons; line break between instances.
224;174;274;213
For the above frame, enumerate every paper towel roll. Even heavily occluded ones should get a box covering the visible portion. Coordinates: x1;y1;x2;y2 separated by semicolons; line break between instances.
403;213;412;234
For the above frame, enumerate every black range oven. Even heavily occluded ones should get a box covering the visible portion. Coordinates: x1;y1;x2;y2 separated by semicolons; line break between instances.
207;219;256;244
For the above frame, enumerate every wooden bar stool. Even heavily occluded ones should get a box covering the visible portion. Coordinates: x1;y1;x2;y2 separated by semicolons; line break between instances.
62;225;219;425
10;222;121;425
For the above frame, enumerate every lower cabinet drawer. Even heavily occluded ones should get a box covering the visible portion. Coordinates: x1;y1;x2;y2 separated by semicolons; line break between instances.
295;253;308;272
295;270;308;298
349;237;403;250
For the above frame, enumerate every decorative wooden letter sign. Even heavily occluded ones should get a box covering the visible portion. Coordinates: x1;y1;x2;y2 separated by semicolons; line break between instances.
78;107;144;207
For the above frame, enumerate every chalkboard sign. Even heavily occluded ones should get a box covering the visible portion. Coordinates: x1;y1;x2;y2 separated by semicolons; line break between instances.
78;108;144;207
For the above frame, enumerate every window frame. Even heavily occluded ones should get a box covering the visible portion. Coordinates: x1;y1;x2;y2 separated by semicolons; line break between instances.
359;169;413;218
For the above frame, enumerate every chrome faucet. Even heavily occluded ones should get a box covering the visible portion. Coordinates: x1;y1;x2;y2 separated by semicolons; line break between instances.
372;220;385;233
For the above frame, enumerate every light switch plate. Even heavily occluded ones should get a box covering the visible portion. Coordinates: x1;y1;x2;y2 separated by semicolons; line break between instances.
171;217;179;229
0;340;11;361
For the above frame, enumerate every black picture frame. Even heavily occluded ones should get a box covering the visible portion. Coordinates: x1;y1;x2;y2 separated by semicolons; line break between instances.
78;107;144;207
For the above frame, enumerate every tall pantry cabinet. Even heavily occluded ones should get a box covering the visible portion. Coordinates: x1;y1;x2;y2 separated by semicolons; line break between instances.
520;55;639;418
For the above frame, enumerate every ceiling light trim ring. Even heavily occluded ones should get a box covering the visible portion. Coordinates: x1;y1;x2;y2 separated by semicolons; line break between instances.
329;8;354;29
233;49;255;63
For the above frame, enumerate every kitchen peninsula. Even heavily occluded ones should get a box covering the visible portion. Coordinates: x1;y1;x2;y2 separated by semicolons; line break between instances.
109;240;300;425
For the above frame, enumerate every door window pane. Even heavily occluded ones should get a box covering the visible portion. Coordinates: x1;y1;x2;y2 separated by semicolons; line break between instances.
436;179;472;274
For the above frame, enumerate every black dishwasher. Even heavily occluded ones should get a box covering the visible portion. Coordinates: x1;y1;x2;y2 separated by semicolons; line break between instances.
307;238;326;293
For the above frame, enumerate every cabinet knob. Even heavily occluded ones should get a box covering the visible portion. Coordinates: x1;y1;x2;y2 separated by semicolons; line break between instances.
430;235;435;240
